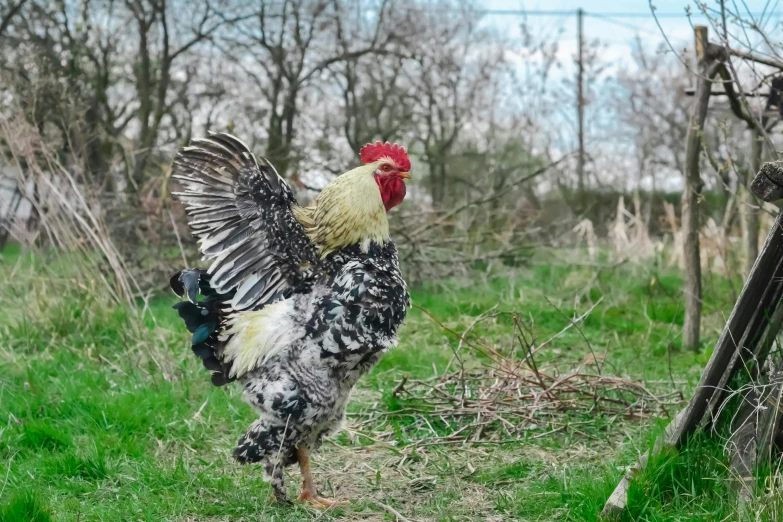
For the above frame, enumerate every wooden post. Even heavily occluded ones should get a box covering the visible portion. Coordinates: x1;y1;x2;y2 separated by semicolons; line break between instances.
601;204;783;520
601;34;783;521
750;160;783;201
742;128;763;277
681;26;713;351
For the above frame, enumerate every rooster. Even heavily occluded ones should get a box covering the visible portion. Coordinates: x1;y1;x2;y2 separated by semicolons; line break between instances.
169;133;410;506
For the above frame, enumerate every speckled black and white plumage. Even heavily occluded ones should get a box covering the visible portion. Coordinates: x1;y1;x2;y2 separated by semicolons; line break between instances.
170;133;409;502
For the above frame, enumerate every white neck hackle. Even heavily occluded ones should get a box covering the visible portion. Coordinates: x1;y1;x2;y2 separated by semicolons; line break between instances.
293;162;390;257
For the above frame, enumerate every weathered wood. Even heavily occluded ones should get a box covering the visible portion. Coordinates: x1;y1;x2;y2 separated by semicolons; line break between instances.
694;26;708;61
707;252;783;425
731;371;783;515
728;310;783;486
682;26;718;351
707;41;783;71
756;373;783;470
600;408;688;519
601;208;783;519
751;161;783;202
677;210;783;442
716;64;758;129
725;305;783;509
741;128;764;276
730;384;758;512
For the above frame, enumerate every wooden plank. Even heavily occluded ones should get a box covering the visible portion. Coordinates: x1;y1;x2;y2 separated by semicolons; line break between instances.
756;372;783;467
729;384;758;512
673;210;783;443
694;26;708;61
600;408;687;519
730;371;783;516
707;258;783;424
601;208;783;519
751;161;783;201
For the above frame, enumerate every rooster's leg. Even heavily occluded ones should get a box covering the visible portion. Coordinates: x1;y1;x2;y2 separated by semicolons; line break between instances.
296;446;346;508
264;460;289;504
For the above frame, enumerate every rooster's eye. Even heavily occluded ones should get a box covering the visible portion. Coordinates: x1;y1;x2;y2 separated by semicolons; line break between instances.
380;164;392;172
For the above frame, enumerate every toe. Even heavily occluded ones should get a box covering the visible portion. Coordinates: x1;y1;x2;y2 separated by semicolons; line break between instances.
313;496;348;508
298;492;347;508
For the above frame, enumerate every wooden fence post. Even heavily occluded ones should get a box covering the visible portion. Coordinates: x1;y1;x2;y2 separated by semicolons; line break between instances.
601;30;783;521
742;128;763;277
682;26;715;351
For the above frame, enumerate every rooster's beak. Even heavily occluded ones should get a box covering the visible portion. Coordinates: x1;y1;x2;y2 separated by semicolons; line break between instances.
399;172;411;180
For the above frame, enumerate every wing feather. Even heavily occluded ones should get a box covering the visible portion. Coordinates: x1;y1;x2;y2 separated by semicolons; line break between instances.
172;132;318;313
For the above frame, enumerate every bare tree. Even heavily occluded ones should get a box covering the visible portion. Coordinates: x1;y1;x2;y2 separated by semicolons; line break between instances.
0;0;27;37
0;0;231;198
617;40;691;184
332;30;414;153
0;0;124;182
125;0;229;192
217;0;394;176
402;4;506;206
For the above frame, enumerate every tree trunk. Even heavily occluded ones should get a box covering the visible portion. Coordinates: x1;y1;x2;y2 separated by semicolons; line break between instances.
428;157;444;207
741;128;763;277
681;26;715;352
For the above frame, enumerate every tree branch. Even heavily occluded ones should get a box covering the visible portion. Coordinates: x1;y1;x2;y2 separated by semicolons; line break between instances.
0;0;28;38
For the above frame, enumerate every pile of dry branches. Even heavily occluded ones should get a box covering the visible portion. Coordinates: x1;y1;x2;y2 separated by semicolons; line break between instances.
352;304;684;447
390;365;682;445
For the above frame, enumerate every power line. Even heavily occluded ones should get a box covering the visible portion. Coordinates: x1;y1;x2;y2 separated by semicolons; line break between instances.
588;13;659;35
478;9;780;19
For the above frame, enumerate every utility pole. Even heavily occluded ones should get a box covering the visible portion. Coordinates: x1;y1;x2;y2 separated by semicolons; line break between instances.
576;7;585;193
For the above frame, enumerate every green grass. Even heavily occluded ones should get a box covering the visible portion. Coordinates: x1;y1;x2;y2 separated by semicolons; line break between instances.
0;246;769;521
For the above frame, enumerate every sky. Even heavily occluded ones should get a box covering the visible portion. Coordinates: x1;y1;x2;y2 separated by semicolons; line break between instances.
481;0;783;52
476;0;783;75
472;0;783;191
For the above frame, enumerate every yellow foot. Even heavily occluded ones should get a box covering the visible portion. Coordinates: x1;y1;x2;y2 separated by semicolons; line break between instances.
297;490;348;508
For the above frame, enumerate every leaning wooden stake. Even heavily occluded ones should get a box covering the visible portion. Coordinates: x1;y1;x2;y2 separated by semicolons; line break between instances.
706;250;783;424
601;161;783;518
727;309;783;511
600;408;687;518
730;371;783;515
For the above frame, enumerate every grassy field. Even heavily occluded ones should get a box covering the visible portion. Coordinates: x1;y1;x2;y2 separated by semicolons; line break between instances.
0;246;771;521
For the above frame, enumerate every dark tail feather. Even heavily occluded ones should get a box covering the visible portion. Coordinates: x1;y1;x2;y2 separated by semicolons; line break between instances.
170;268;219;302
170;269;235;386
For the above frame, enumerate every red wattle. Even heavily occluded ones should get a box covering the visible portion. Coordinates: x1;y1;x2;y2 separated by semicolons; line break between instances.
375;175;407;211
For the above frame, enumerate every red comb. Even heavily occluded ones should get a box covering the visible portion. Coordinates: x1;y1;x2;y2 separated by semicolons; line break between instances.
359;141;411;172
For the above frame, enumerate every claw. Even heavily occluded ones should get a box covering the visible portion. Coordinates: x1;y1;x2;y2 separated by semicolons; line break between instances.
297;489;348;508
295;445;347;508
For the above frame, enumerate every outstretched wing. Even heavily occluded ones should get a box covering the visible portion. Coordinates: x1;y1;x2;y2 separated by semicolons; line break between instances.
172;132;318;312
